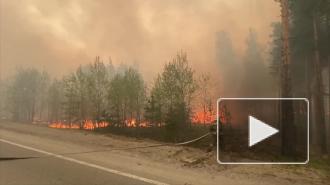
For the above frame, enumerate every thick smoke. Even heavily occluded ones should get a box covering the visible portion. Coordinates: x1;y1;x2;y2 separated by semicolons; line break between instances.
0;0;279;82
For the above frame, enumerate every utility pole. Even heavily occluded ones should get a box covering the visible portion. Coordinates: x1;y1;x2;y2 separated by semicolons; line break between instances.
276;0;296;156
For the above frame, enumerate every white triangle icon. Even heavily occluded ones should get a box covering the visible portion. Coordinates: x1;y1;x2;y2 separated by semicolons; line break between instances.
249;116;279;147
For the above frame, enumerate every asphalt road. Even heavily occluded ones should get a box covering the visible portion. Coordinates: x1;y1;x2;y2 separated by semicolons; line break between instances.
1;121;298;185
0;141;152;185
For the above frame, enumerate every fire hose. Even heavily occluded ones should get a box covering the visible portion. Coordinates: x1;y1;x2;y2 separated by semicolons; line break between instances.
59;131;213;156
2;131;214;160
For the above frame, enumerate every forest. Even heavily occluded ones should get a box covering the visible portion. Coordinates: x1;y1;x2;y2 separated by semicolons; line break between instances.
0;0;329;154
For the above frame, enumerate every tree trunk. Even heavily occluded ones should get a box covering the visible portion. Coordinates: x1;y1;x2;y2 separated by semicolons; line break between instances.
327;13;330;153
279;0;296;157
313;13;327;154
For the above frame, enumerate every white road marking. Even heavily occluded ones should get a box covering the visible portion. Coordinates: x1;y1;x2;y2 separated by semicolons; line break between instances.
0;138;169;185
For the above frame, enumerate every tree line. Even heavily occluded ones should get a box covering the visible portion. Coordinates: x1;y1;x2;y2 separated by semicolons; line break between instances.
270;0;330;154
0;53;205;133
0;27;285;143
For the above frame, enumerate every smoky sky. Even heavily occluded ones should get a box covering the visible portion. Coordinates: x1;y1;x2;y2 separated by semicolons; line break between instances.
0;0;279;81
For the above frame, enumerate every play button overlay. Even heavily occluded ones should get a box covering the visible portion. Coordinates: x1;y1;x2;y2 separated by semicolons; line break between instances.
249;116;278;147
217;98;309;165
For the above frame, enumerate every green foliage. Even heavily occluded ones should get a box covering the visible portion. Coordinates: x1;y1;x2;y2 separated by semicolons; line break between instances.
270;0;330;154
108;67;145;126
144;75;163;126
286;0;330;96
0;42;284;142
5;68;49;122
86;57;108;120
145;52;197;139
62;73;81;122
47;80;63;121
308;156;330;173
59;57;114;122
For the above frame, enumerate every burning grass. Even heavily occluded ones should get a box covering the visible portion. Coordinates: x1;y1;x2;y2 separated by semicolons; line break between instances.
48;111;219;131
49;120;109;130
48;119;150;130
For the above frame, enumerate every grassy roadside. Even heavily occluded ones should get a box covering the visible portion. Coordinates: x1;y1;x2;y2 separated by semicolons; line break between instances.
308;156;330;173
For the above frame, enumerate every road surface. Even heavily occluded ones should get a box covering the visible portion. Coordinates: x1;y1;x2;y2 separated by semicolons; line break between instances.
0;122;239;185
0;141;150;185
0;122;326;185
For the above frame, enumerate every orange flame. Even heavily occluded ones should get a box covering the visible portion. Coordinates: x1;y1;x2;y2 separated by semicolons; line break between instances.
124;119;150;127
125;118;137;127
49;120;110;130
48;122;80;129
48;119;152;130
192;111;215;124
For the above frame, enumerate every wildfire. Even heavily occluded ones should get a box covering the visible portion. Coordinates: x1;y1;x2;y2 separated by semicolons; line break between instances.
125;118;137;127
48;120;109;130
48;119;151;130
192;111;216;124
82;120;109;130
124;119;150;127
48;122;80;129
192;108;231;125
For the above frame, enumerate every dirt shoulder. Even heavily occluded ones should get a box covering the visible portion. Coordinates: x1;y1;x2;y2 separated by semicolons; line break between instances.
0;121;328;185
